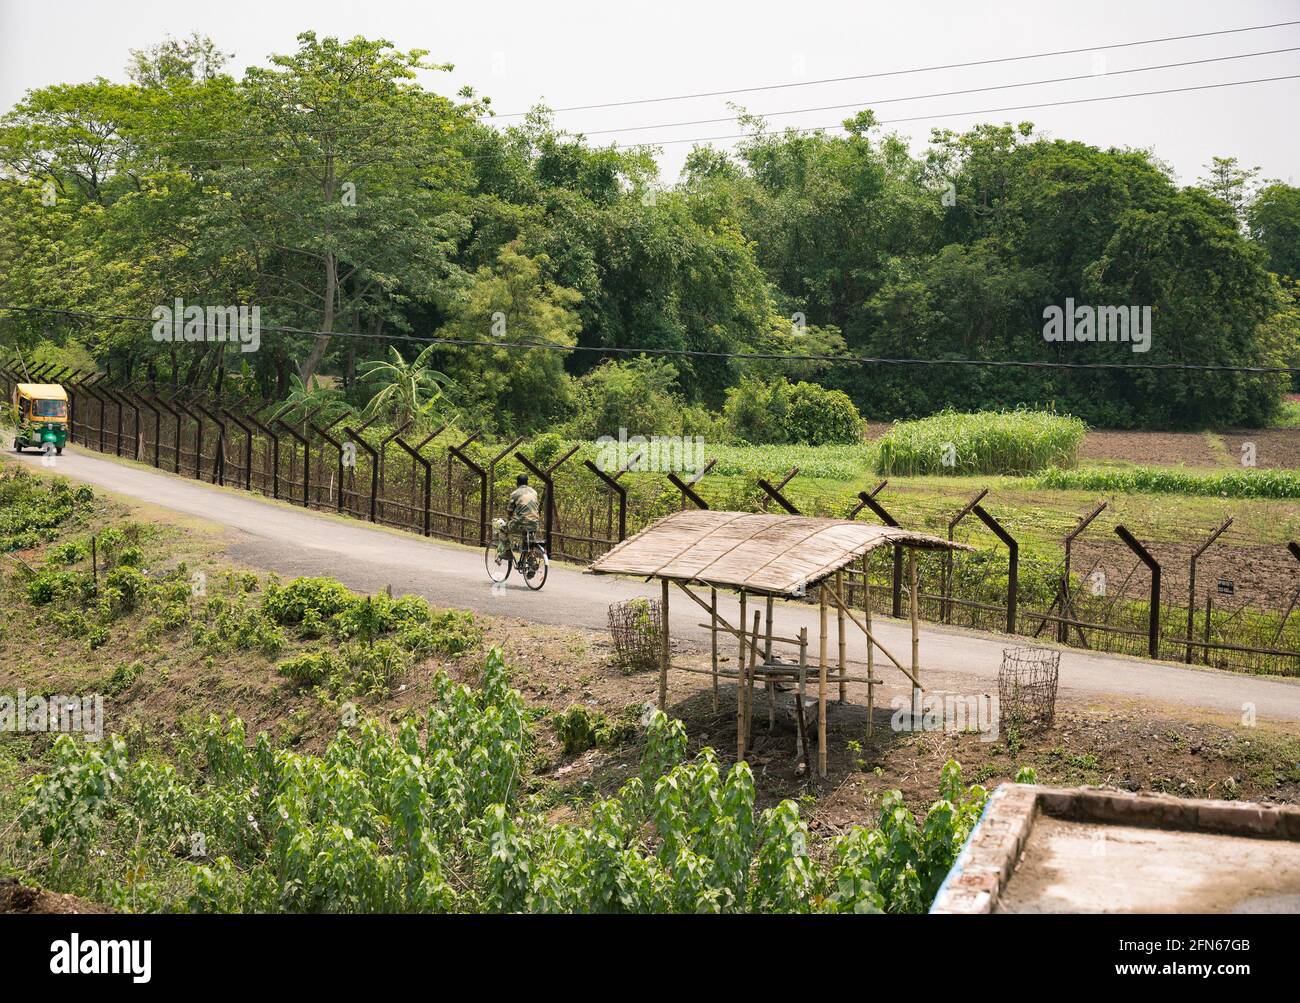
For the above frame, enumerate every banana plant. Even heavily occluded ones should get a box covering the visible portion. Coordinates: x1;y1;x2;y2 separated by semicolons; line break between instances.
358;344;456;428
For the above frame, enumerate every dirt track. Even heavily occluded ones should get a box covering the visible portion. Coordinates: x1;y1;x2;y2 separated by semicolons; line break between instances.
11;446;1300;724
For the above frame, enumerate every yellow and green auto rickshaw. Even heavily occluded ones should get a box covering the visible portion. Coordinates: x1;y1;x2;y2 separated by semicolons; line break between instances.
11;383;69;455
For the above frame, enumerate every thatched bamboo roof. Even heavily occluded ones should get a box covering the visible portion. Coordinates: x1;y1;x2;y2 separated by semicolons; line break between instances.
589;510;971;596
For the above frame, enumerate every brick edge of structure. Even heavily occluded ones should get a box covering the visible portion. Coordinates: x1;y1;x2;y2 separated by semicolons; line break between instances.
930;783;1300;914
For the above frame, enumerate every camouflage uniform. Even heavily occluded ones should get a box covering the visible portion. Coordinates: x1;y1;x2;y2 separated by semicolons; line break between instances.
498;484;541;553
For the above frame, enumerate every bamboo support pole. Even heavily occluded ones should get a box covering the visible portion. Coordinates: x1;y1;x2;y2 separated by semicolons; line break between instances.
864;559;875;738
836;569;846;704
818;583;828;778
824;588;918;686
658;578;670;711
909;550;921;720
765;596;776;729
747;610;761;750
710;587;719;712
695;624;804;646
737;589;747;763
797;627;811;772
664;663;882;686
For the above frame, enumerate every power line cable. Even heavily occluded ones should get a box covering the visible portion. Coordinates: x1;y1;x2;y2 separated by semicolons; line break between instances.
494;18;1300;115
617;73;1300;150
3;304;1297;375
576;46;1300;137
105;24;1300;148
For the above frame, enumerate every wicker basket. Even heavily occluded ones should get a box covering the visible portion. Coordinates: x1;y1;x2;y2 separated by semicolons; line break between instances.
998;646;1060;730
607;597;663;672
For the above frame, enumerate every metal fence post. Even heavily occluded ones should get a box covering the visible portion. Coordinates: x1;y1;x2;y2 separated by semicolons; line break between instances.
344;425;379;522
448;433;488;545
1186;518;1233;663
972;502;1018;634
1114;524;1161;660
854;483;904;618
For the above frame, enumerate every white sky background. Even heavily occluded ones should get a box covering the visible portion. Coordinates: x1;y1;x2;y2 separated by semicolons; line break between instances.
1;0;1297;186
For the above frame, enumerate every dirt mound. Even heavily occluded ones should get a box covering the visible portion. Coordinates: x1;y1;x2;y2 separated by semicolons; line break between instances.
0;878;113;914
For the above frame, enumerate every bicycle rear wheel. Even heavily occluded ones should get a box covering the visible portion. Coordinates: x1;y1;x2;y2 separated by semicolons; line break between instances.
485;545;512;583
523;543;548;591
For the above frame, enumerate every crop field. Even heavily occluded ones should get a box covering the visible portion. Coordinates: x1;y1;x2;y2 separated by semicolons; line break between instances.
873;410;1088;476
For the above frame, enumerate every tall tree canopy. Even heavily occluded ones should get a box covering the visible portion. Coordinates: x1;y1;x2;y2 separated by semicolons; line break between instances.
0;32;1295;431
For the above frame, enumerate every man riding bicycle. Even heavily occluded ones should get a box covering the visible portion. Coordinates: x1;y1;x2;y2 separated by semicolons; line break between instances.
496;474;540;557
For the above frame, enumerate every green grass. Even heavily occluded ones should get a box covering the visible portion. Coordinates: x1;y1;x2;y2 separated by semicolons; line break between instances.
873;410;1087;476
698;442;874;481
1033;466;1300;500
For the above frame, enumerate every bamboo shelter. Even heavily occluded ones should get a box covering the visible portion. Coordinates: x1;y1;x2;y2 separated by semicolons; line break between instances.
589;510;972;777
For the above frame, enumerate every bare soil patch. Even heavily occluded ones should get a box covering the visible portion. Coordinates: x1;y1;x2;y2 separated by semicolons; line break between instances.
1071;537;1300;609
0;878;113;914
1219;428;1300;470
1078;430;1227;468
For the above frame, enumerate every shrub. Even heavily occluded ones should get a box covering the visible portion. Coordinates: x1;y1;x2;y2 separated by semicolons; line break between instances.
278;642;412;697
564;357;696;439
262;577;355;626
46;540;88;565
782;381;863;445
723;376;862;445
105;566;148;613
26;567;97;607
193;596;285;656
277;650;337;686
874;409;1086;476
15;650;1006;915
397;610;481;656
339;640;412;696
106;661;144;696
117;546;145;568
95;527;126;560
553;704;639;755
0;470;94;552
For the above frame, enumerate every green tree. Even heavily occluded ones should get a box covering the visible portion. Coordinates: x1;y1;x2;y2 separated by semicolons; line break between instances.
438;243;582;433
1197;155;1261;225
200;32;479;385
1249;183;1300;281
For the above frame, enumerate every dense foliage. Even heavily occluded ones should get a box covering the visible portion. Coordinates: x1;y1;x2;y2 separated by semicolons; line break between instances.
0;33;1295;437
723;376;863;445
14;647;999;913
0;468;95;551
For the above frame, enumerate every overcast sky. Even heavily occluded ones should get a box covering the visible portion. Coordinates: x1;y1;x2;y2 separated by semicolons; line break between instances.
2;0;1297;186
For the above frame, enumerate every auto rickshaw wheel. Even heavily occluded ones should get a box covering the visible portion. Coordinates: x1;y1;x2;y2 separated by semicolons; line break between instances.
55;446;63;455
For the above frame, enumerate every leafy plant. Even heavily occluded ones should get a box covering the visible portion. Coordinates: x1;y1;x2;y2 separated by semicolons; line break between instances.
0;469;94;552
359;344;456;427
553;704;638;755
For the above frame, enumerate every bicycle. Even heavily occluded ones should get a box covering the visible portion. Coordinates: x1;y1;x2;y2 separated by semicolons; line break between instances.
485;525;548;591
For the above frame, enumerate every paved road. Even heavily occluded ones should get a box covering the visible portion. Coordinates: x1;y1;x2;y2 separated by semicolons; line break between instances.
12;446;1300;723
